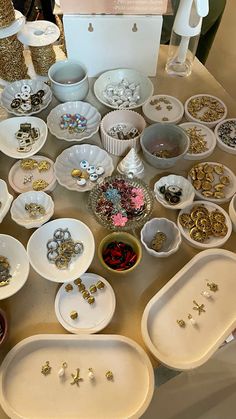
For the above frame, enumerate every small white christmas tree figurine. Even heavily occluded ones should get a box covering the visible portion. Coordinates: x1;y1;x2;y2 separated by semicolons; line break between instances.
117;148;144;178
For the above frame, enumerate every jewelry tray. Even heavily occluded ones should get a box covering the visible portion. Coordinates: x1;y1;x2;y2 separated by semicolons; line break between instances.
0;334;154;419
141;249;236;370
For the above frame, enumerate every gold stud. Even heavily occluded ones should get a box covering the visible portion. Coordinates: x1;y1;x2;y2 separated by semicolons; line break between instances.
207;282;219;292
177;320;186;328
82;290;90;300
87;296;95;305
70;310;78;320
89;284;97;294
96;280;105;290
74;278;82;286
105;370;114;381
78;283;86;292
41;361;51;376
65;284;73;292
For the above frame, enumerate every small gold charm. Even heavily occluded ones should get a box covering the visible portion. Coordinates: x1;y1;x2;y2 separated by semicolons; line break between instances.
82;290;90;300
188;314;196;326
71;168;82;178
87;296;95;305
71;368;83;386
65;284;73;292
38;160;51;172
78;283;86;292
96;280;105;290
105;370;114;381
88;368;95;381
193;300;206;315
177;320;186;328
74;278;82;286
207;282;219;292
20;158;38;170
32;179;49;191
41;361;51;376
89;284;97;294
70;310;78;320
58;362;68;378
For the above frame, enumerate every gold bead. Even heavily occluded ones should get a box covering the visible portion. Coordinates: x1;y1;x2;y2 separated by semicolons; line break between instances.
70;311;78;320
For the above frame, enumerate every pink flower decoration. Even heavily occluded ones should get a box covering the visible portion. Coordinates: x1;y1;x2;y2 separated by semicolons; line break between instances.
131;195;144;209
132;188;144;199
112;213;128;227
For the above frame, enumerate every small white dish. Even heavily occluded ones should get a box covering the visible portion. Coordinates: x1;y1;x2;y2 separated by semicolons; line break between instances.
141;218;182;258
180;122;217;160
154;175;195;210
0;10;25;39
0;116;48;159
54;144;114;192
94;68;154;110
184;94;227;129
177;201;232;250
27;218;95;283
10;191;54;229
47;101;101;142
1;79;52;116
188;161;236;204
0;234;29;300
142;94;184;125
17;20;60;46
229;194;236;232
215;119;236;155
0;180;13;223
8;155;57;194
55;273;116;334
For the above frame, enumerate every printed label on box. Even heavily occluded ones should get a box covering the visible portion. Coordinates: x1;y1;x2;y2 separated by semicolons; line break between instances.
60;0;168;15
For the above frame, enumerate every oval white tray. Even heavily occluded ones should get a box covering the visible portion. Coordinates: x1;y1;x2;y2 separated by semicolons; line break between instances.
55;273;116;334
0;334;154;419
142;249;236;370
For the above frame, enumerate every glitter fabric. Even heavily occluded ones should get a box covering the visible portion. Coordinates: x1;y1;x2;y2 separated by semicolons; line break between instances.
0;35;28;81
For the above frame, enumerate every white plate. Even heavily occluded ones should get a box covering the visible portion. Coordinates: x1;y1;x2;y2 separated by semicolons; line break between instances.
0;179;13;223
142;249;236;370
184;94;227;129
0;234;29;300
188;161;236;204
142;94;184;125
0;116;48;159
154;174;195;210
180;122;217;160
8;155;57;194
94;68;154;110
10;191;54;229
17;20;60;46
54;144;114;192
0;10;25;39
55;273;116;334
47;101;101;142
1;79;52;116
0;334;154;419
177;201;232;250
27;218;95;283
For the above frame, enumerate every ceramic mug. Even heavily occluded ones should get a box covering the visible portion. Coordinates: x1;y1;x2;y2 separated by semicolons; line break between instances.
48;59;89;102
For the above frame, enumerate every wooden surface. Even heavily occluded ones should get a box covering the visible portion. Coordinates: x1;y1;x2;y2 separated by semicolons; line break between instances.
0;46;236;418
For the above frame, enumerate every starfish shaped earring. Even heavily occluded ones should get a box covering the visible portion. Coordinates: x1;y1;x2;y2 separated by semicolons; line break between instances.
193;300;206;315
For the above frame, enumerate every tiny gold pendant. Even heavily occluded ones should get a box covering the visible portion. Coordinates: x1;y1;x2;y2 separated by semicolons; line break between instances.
70;310;78;320
38;160;51;172
106;370;114;381
41;361;51;376
177;319;186;328
65;284;73;292
193;300;206;315
71;368;83;386
32;179;49;191
207;282;219;292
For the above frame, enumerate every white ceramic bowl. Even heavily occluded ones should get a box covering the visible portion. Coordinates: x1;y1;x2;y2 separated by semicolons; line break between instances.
0;234;29;300
10;191;54;229
8;155;57;194
154;175;195;210
141;218;182;258
94;68;154;110
215;119;236;155
1;79;52;116
229;194;236;232
180;122;217;160
184;94;227;129
27;218;95;283
0;180;13;223
100;109;146;156
54;144;114;192
47;101;101;142
142;94;184;125
177;201;232;250
188;161;236;204
0;116;48;159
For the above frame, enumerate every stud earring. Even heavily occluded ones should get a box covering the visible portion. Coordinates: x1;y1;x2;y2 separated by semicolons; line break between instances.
71;368;83;386
201;290;211;299
105;370;114;381
177;319;186;328
41;361;51;376
88;368;95;380
207;282;219;292
193;300;206;315
58;362;68;378
188;314;197;326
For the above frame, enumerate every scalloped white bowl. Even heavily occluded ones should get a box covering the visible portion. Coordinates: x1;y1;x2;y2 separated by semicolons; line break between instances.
94;68;154;110
54;144;114;192
0;116;48;159
10;191;54;229
1;79;52;116
27;218;95;283
154;175;195;210
141;218;182;258
177;201;232;250
0;234;29;300
0;180;13;223
47;101;101;142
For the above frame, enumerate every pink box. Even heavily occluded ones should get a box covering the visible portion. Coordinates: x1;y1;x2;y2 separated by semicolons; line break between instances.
60;0;168;15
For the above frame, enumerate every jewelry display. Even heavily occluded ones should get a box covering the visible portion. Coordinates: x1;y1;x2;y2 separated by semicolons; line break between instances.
32;179;49;191
46;228;84;270
20;159;51;172
187;96;225;123
216;120;236;149
71;368;83;386
158;184;182;205
189;163;231;199
151;232;167;252
0;256;11;287
107;124;140;140
185;126;208;154
102;79;140;108
71;159;105;186
25;203;46;218
41;361;51;376
10;86;45;114
192;300;206;315
60;113;87;134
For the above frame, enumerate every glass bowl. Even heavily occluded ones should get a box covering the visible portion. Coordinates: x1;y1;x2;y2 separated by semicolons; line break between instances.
88;174;154;231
